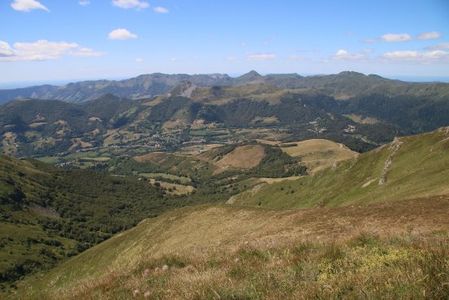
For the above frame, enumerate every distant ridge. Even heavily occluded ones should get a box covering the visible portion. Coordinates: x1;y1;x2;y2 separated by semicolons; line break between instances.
1;71;449;104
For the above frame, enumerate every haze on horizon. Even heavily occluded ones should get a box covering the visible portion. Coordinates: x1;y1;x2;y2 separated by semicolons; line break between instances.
1;0;449;85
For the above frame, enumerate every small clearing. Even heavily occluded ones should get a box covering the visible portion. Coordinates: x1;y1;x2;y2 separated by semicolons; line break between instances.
344;114;380;124
134;152;171;164
281;139;358;173
139;173;191;184
214;145;265;174
148;179;195;196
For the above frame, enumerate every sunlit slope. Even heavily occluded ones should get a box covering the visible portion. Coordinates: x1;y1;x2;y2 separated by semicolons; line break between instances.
11;197;449;299
231;127;449;208
280;139;358;173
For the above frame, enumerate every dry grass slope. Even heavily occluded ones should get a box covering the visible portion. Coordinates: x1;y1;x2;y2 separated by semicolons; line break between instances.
280;139;358;174
10;197;449;299
213;145;265;174
134;152;172;164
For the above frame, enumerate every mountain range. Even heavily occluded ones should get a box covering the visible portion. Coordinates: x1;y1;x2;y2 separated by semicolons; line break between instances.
1;71;449;104
2;71;449;159
1;71;449;298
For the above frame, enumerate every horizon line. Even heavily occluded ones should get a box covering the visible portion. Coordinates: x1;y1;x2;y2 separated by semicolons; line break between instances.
1;71;449;89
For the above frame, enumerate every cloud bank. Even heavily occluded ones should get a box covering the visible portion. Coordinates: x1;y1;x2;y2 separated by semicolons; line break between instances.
0;40;103;62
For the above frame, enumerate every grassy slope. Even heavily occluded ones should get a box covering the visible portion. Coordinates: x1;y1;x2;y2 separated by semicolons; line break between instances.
213;145;266;174
0;156;177;288
10;197;449;299
231;128;449;208
279;139;358;174
7;128;449;299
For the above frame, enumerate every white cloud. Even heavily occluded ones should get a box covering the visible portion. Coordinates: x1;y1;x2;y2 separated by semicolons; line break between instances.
153;6;169;13
71;47;104;57
422;50;449;59
333;49;366;60
247;53;276;61
0;40;103;62
383;50;419;59
112;0;149;9
11;0;49;12
382;50;449;61
381;33;412;42
79;0;90;6
417;31;441;40
135;58;144;63
108;28;138;40
427;43;449;51
0;41;15;57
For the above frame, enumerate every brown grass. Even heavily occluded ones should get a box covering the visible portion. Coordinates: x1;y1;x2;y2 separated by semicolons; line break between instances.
9;130;449;299
281;139;358;173
11;196;449;299
134;152;171;164
214;145;265;174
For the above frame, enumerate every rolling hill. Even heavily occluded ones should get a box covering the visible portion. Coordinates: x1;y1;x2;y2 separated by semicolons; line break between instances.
278;139;358;174
230;127;449;208
4;127;449;299
2;71;449;159
0;90;405;157
2;71;449;298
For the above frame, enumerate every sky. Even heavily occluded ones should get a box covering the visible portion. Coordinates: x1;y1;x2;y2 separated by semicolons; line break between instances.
1;0;449;86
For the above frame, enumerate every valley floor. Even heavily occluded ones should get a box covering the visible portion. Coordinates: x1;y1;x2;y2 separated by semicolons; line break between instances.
10;196;449;299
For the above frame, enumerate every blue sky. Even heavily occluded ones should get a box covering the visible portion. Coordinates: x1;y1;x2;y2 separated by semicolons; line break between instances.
1;0;449;85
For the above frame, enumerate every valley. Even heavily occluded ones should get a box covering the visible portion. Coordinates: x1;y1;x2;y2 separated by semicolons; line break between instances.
4;71;449;161
1;72;449;299
2;1;449;298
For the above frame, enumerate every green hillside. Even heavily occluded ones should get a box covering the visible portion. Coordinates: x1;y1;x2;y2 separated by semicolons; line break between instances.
10;197;449;299
0;156;177;288
5;75;449;158
0;141;307;289
230;127;449;208
3;128;449;299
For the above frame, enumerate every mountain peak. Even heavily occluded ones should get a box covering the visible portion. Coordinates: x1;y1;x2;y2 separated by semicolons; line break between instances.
337;71;366;77
239;70;262;79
